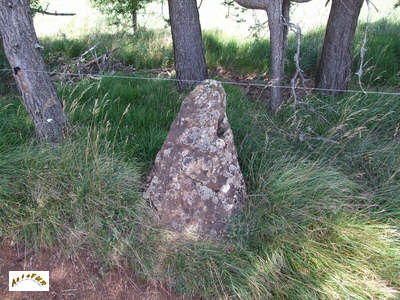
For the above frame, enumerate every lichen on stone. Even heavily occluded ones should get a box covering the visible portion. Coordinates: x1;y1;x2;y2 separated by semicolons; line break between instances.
144;80;247;237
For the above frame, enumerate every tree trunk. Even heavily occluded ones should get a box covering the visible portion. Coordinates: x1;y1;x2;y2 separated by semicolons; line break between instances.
266;0;290;113
132;0;138;34
0;0;67;143
168;0;208;90
316;0;364;95
132;9;137;33
233;0;311;112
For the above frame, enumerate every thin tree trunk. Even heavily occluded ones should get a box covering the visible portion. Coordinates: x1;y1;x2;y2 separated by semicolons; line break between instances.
168;0;208;90
266;0;290;113
132;0;138;34
0;0;67;143
316;0;364;95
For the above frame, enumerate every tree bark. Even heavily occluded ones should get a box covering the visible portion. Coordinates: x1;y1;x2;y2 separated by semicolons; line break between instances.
0;0;67;143
266;0;290;113
168;0;208;90
132;9;138;33
131;0;138;34
316;0;364;95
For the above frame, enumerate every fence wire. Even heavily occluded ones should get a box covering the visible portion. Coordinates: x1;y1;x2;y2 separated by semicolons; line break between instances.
1;68;400;96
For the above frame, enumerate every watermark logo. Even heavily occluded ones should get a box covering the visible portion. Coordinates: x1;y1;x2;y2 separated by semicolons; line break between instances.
9;271;49;291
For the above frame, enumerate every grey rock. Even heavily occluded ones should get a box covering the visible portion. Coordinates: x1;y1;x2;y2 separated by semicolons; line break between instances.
144;80;247;236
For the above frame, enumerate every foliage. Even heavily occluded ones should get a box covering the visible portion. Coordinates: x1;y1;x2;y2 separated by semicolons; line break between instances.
30;0;47;15
90;0;155;31
30;0;43;10
222;0;247;24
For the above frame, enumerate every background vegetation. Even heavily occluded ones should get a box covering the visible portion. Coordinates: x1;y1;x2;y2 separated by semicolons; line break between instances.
0;1;400;299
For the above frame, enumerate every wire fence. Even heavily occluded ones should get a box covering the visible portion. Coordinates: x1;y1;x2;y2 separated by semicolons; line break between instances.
1;67;400;97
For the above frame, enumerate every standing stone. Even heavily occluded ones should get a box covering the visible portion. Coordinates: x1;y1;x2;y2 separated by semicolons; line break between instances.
144;80;247;236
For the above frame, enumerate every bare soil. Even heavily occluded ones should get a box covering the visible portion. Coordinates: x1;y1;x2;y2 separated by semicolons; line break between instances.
0;239;195;300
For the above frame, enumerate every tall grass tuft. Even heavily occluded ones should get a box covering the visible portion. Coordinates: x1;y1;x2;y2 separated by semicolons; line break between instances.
156;156;400;299
0;89;162;276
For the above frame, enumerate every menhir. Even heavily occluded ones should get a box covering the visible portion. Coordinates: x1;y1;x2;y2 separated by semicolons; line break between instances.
144;80;247;237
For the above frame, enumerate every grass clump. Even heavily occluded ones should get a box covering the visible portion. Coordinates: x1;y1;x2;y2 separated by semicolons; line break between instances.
156;158;400;299
0;100;160;275
0;135;159;271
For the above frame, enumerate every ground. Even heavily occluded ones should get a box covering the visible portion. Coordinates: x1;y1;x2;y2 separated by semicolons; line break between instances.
0;240;195;300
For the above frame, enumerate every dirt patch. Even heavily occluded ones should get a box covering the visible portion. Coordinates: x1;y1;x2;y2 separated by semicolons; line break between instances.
0;240;196;300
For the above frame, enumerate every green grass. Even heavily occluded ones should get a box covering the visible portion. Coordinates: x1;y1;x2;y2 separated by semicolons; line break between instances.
353;19;400;87
59;76;181;167
1;75;399;298
1;17;400;300
203;18;400;86
39;28;174;70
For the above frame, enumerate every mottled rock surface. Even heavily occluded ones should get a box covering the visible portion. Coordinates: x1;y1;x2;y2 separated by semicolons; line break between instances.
144;80;247;236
